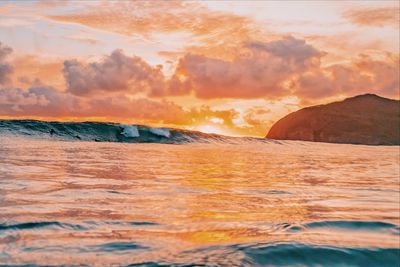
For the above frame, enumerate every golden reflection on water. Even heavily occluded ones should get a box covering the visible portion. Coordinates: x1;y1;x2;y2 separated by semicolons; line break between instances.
0;137;399;265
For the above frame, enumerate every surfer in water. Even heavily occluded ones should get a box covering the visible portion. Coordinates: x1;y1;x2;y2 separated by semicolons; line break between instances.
49;129;56;136
117;126;126;141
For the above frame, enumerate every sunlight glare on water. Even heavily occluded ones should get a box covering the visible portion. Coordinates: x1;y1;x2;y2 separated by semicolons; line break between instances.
0;137;399;266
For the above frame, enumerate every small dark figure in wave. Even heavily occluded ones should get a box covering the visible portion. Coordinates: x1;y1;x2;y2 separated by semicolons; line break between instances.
75;135;81;140
49;129;56;136
118;126;124;135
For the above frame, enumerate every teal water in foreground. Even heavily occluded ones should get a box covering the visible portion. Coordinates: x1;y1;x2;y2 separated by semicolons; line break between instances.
0;129;399;266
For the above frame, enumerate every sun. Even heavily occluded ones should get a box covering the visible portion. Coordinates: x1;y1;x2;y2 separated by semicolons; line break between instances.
195;124;229;135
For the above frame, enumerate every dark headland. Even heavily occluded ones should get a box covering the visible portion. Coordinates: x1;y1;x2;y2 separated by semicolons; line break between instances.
266;94;400;145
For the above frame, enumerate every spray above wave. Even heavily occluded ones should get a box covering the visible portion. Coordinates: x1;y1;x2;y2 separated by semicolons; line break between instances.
0;120;270;145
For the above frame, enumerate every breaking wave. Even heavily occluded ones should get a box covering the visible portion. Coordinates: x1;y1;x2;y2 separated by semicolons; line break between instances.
0;120;271;144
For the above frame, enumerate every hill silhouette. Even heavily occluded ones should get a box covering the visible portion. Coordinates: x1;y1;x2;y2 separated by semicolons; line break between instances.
266;94;400;145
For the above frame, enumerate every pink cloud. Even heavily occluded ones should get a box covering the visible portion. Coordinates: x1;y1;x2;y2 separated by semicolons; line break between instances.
64;50;165;96
171;36;322;99
344;6;399;28
294;53;400;100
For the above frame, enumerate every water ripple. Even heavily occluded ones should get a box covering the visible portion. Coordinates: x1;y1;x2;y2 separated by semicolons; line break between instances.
92;242;148;253
166;242;400;267
287;220;399;234
0;221;87;232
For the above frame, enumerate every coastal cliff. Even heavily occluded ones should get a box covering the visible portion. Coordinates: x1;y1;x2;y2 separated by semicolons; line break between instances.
266;94;400;145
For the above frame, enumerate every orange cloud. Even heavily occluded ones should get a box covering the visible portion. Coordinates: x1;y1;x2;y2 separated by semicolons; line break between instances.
12;55;64;90
294;53;400;101
0;47;244;129
172;37;399;101
46;0;256;61
0;85;241;130
242;106;272;136
1;35;398;137
45;37;400;103
170;36;322;99
344;6;400;28
47;1;253;38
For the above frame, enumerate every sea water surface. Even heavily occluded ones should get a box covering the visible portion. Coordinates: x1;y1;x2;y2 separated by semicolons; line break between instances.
0;124;399;266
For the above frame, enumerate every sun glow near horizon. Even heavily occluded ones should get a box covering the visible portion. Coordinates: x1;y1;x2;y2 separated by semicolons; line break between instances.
193;124;233;136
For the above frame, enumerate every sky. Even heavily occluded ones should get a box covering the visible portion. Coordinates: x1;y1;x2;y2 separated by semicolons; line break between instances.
0;0;398;136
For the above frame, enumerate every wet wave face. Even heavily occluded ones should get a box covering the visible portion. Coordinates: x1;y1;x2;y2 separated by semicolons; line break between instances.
0;123;399;266
0;120;260;144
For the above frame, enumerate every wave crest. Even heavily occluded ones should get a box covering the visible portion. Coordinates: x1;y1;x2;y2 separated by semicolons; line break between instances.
0;120;271;145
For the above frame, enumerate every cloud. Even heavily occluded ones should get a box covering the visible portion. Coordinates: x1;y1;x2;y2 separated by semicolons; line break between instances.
247;36;324;68
170;36;399;101
188;106;238;127
293;53;399;101
0;86;80;116
47;1;252;37
0;42;13;85
243;106;271;134
12;54;64;89
0;85;179;121
0;87;49;112
84;95;190;124
65;34;101;45
63;49;165;96
170;36;322;99
0;42;241;128
0;85;240;128
47;0;256;60
1;36;398;137
344;6;400;28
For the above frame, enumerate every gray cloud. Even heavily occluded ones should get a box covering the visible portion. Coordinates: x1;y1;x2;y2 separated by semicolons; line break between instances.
0;42;13;85
170;36;323;99
247;36;324;69
63;49;166;96
0;86;80;116
293;53;400;101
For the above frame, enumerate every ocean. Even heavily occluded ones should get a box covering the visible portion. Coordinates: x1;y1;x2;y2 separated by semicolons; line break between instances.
0;121;399;266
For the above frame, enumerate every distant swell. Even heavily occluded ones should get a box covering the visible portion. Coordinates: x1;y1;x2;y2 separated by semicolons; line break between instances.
0;120;275;145
0;221;86;231
287;220;400;234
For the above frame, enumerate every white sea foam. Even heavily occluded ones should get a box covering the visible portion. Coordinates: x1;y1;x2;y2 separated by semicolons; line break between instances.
149;127;171;138
121;125;140;138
